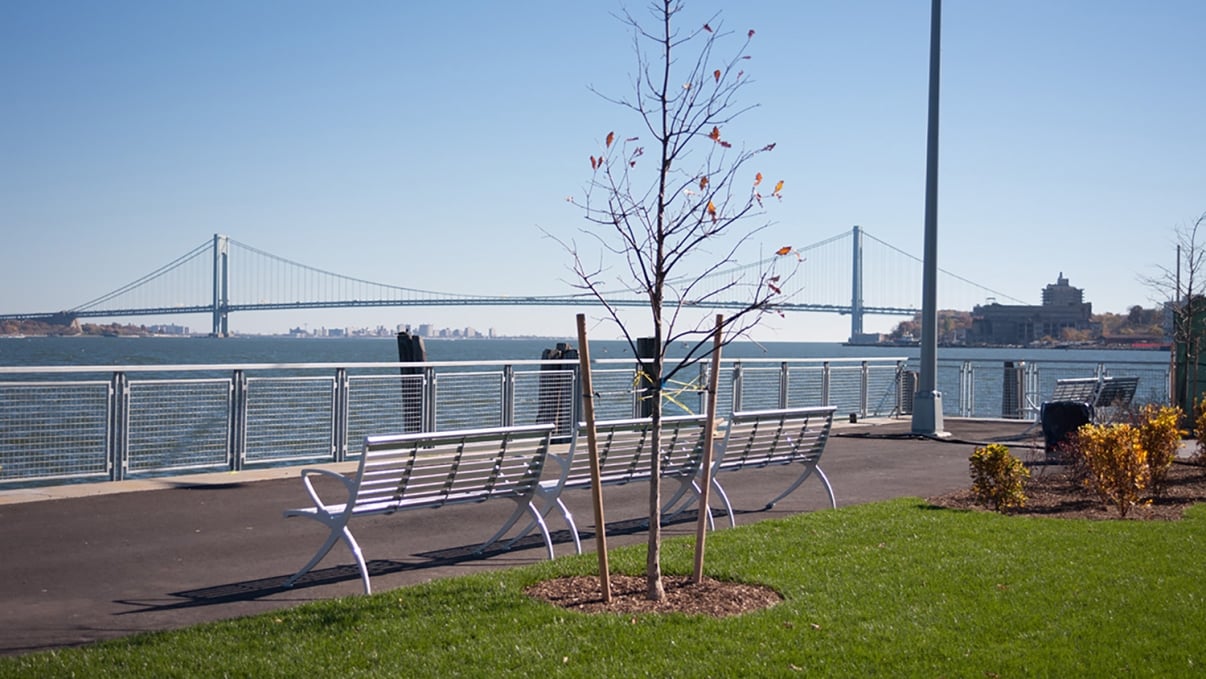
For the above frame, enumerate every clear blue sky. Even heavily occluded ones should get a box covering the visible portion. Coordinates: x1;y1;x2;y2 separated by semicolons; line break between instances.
2;1;1203;341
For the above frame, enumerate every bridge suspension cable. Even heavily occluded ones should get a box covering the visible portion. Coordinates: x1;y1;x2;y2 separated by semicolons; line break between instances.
2;228;1028;338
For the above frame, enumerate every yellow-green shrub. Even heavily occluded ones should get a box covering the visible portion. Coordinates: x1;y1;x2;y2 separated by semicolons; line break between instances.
1069;423;1148;518
1136;403;1183;495
1195;396;1206;464
969;443;1029;512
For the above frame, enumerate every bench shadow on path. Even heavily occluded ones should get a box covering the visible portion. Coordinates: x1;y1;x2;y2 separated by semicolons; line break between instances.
112;512;707;616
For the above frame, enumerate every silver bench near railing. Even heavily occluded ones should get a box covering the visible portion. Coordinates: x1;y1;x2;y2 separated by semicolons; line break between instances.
1049;375;1139;421
503;414;710;555
691;406;838;527
283;423;557;594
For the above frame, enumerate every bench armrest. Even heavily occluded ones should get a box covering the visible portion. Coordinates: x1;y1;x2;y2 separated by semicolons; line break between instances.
297;467;357;515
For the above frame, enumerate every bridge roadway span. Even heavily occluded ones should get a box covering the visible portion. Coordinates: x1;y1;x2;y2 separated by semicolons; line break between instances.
0;418;1037;656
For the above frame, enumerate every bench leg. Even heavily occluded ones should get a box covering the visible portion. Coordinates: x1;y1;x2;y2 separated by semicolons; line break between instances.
476;500;533;555
661;479;715;531
525;502;556;560
285;524;371;595
504;496;581;555
711;477;737;528
765;463;836;510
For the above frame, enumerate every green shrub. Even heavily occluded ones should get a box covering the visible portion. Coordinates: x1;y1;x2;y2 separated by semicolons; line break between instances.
969;443;1029;512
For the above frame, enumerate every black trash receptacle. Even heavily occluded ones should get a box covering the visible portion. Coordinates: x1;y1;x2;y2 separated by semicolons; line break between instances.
1040;401;1093;462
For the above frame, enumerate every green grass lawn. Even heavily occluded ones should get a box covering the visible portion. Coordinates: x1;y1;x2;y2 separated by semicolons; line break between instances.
4;498;1204;678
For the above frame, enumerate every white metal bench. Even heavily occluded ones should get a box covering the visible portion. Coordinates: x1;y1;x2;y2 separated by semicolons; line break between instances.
1049;375;1139;422
689;406;838;527
283;423;556;594
502;414;710;554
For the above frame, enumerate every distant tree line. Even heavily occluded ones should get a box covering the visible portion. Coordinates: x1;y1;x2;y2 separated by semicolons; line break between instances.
0;319;152;337
886;306;1165;345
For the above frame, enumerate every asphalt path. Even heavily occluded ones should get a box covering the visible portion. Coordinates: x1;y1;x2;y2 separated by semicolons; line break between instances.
0;417;1039;656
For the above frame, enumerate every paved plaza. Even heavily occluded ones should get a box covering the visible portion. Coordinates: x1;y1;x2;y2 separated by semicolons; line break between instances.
0;417;1039;656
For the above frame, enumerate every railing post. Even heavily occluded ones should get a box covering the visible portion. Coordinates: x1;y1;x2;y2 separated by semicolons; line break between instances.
502;364;515;427
334;368;349;462
571;360;583;432
894;361;907;416
821;361;831;407
956;360;975;418
230;369;247;471
1025;362;1041;420
731;361;744;413
109;372;128;482
860;361;870;417
779;361;790;409
423;366;437;432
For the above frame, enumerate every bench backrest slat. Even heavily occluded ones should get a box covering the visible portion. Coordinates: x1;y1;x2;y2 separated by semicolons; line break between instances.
1050;376;1139;409
716;406;836;472
352;424;553;511
558;415;709;489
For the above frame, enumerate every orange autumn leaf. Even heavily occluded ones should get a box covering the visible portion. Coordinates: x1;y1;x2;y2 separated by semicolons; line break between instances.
754;172;763;186
773;180;784;195
706;200;717;222
719;140;732;148
713;69;721;83
775;245;803;262
708;126;721;142
605;131;615;148
699;176;709;190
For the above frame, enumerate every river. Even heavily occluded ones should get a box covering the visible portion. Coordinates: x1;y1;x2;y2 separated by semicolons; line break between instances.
0;335;1171;368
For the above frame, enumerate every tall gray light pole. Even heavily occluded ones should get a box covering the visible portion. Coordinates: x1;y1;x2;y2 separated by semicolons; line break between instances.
912;0;947;436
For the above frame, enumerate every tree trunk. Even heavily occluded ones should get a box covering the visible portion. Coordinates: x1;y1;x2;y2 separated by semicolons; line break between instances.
645;351;665;601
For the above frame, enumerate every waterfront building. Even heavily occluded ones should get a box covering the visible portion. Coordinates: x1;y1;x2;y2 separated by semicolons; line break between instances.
966;273;1094;345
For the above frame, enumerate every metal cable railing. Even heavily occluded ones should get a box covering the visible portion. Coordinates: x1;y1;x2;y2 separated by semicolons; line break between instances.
0;355;1169;487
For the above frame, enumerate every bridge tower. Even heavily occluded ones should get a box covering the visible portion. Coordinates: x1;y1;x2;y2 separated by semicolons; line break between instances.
850;225;864;341
211;234;230;337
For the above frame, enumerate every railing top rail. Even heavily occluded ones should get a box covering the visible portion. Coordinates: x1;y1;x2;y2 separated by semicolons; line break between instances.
593;356;908;366
0;360;576;375
0;355;910;376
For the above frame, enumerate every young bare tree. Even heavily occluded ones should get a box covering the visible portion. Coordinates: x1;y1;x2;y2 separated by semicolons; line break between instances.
561;1;797;601
1143;211;1206;415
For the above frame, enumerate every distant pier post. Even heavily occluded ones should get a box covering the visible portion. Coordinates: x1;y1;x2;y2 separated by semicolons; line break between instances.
396;330;427;432
537;343;578;436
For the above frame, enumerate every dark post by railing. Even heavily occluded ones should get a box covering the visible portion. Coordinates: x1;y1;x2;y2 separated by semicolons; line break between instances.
396;330;426;432
537;343;577;435
636;337;658;418
1001;361;1026;419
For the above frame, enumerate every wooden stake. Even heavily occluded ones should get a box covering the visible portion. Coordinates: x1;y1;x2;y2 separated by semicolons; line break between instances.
576;313;611;602
692;314;724;583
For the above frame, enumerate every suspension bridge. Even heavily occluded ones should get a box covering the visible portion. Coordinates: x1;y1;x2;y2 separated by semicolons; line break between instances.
1;227;1026;339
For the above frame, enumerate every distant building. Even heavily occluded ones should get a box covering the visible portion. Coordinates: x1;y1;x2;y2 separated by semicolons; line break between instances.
966;273;1093;345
